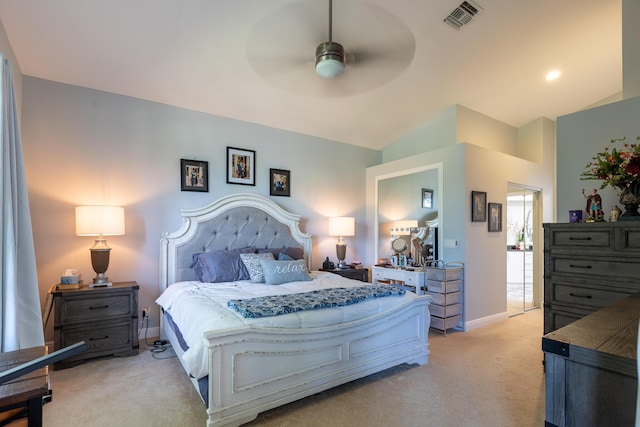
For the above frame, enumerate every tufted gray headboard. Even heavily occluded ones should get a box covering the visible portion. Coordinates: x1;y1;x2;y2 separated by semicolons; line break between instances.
159;193;312;291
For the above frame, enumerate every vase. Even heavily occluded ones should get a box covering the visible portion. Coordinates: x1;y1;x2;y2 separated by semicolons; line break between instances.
617;181;640;220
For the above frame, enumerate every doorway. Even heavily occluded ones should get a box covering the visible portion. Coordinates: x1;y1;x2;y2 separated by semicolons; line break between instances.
506;185;540;316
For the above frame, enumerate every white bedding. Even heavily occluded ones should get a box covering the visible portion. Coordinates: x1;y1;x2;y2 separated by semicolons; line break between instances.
156;271;418;379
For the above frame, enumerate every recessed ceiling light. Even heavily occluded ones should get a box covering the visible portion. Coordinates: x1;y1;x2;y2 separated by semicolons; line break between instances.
546;70;561;81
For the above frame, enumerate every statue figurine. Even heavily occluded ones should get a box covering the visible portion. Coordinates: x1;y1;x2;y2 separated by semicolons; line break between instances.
582;188;604;222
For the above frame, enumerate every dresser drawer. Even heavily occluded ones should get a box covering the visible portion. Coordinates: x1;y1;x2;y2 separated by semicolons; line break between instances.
426;280;461;294
56;320;135;359
550;283;630;310
60;293;134;323
549;257;640;281
548;228;613;250
426;291;461;306
430;303;462;318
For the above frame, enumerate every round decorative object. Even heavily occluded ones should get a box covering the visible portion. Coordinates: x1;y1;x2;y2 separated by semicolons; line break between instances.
391;238;408;253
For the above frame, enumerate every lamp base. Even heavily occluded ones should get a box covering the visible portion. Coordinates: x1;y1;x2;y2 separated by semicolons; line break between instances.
90;246;111;285
336;243;347;269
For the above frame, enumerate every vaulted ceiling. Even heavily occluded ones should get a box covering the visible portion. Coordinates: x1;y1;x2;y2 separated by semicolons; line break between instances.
0;0;622;149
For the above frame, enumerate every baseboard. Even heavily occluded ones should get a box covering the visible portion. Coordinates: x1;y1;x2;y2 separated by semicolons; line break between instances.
464;311;509;331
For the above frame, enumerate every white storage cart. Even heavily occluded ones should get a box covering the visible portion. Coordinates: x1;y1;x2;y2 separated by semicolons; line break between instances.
425;261;464;335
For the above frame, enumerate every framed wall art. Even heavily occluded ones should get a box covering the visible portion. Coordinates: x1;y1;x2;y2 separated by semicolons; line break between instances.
471;191;487;222
227;147;255;186
180;159;209;192
422;188;433;208
488;202;503;232
269;168;290;197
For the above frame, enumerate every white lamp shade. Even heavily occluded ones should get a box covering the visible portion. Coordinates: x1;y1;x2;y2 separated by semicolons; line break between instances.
76;206;125;236
328;217;355;237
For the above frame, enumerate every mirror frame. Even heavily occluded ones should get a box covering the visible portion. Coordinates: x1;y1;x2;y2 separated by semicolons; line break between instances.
373;163;444;264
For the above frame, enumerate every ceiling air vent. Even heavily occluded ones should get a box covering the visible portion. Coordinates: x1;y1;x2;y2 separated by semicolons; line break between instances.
444;1;483;30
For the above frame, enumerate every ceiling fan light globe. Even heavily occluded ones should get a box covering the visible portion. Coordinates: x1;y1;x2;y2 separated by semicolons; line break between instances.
315;41;345;78
316;58;345;78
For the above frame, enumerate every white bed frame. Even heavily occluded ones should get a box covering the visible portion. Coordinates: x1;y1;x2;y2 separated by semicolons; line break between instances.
159;193;431;426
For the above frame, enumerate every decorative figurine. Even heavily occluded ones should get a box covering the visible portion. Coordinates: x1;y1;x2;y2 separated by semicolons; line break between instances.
582;188;604;222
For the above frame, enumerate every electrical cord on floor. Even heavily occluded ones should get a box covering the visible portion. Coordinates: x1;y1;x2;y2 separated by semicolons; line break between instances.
138;315;176;360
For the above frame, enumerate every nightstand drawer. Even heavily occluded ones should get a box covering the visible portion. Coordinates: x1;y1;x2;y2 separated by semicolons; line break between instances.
60;293;133;323
56;320;136;362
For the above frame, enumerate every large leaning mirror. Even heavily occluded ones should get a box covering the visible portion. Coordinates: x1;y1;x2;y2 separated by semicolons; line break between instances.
374;164;442;265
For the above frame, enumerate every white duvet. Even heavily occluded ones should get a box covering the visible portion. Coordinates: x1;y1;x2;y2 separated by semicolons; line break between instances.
155;271;418;379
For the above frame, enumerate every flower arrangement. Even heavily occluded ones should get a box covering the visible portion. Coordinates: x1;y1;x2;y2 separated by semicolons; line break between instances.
580;136;640;189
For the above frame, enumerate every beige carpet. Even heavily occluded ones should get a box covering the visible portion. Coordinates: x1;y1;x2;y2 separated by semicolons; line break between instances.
39;309;544;427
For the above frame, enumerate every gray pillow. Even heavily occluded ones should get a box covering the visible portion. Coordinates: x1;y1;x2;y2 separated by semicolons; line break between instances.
192;247;255;283
239;252;275;283
257;247;304;260
260;259;312;286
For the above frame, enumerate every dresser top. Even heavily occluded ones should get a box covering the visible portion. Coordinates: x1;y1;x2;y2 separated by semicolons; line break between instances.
543;292;640;364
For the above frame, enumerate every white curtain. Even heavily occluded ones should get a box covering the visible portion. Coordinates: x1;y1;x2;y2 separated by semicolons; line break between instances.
0;54;44;351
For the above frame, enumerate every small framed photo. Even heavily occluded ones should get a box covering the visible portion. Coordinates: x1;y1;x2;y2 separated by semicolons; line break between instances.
270;168;290;197
488;202;503;232
422;188;433;208
227;147;256;186
180;159;209;192
471;191;487;222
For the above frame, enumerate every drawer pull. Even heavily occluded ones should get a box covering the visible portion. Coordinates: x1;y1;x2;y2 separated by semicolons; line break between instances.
568;264;592;269
569;293;592;299
89;335;109;341
89;305;109;310
568;237;592;241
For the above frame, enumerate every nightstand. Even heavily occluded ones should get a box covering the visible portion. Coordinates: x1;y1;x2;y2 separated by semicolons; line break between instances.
320;268;369;282
52;281;139;370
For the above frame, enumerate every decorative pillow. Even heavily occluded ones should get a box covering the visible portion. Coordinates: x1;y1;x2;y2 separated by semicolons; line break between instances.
192;247;255;283
258;247;304;260
260;259;312;286
278;252;293;261
239;252;275;283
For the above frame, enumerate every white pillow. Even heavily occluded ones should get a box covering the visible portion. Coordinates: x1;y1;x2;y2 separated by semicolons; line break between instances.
239;252;275;283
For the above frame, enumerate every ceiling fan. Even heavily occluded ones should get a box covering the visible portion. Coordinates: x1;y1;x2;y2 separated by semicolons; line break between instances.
246;1;416;97
314;0;346;79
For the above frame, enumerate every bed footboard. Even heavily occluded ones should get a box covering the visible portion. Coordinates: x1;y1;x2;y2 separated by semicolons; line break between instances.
204;297;430;427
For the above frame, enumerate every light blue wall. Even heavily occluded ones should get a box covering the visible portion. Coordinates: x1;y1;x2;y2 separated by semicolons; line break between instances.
557;96;640;220
21;77;381;337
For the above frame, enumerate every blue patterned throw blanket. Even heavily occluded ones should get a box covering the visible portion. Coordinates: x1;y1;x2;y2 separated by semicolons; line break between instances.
227;285;406;319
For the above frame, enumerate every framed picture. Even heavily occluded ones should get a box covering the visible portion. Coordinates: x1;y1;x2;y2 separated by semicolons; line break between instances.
227;147;255;186
488;202;503;232
422;188;433;208
269;168;290;197
180;159;209;192
471;191;487;222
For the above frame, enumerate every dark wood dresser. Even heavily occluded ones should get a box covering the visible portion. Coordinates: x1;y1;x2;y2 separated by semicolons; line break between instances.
542;292;639;426
53;281;139;369
543;222;640;334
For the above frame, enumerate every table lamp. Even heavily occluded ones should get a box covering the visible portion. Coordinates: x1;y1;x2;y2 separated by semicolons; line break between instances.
328;217;355;268
75;206;125;287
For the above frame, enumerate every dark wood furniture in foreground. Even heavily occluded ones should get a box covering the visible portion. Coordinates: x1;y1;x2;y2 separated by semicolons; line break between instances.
320;268;369;282
53;281;139;369
542;292;640;427
0;346;49;427
543;222;640;334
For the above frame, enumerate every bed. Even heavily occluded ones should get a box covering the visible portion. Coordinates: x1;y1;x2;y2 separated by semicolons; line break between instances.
158;193;431;426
